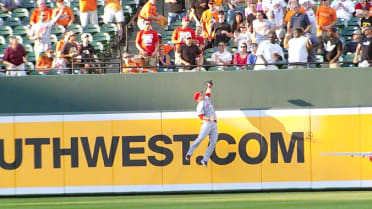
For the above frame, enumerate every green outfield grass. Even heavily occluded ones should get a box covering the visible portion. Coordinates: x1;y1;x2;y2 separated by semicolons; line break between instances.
1;191;372;209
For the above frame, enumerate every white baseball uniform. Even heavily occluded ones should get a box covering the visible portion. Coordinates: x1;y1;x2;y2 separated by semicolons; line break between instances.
186;93;218;163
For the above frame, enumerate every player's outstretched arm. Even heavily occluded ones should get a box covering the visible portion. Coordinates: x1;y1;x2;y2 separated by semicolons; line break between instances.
205;80;213;97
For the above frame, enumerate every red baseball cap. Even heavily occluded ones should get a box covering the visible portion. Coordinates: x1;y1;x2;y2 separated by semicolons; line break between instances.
194;91;202;101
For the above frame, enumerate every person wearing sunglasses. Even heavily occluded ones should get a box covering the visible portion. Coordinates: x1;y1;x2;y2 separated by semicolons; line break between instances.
29;8;64;60
233;42;249;69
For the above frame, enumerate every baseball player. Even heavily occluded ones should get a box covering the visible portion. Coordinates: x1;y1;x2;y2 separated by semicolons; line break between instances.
185;80;218;167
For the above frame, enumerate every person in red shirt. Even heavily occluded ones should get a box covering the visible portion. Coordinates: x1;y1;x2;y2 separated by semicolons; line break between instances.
135;19;159;67
171;16;196;66
30;0;53;25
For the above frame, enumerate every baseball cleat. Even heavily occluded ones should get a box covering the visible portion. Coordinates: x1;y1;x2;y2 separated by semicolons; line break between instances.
185;154;191;161
201;160;208;167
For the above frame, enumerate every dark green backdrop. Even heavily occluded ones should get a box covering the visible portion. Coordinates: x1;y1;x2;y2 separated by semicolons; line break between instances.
1;68;371;114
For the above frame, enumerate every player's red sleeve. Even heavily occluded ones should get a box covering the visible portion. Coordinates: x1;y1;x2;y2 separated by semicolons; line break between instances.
205;93;211;97
199;114;204;120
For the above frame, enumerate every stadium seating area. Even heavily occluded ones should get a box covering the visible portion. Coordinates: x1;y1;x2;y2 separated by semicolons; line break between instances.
0;0;140;71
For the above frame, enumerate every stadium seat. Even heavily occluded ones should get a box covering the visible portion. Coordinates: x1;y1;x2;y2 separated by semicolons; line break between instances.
25;62;35;71
47;71;63;75
21;1;36;8
50;34;58;44
4;17;22;27
343;26;359;36
101;23;118;33
29;71;45;75
83;24;101;34
0;12;11;20
336;18;346;28
23;44;34;53
208;66;223;71
12;8;30;19
66;24;83;34
347;17;360;27
14;35;23;44
0;36;6;45
52;25;66;36
12;25;29;36
27;52;36;62
91;41;104;51
93;32;111;43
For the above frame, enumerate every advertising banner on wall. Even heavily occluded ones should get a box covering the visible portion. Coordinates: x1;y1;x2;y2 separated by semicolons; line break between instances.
0;108;370;195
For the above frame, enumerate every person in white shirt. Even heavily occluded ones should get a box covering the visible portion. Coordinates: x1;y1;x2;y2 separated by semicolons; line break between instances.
264;0;287;41
29;9;64;59
254;32;284;70
210;41;233;70
330;0;355;22
253;11;274;44
284;27;315;69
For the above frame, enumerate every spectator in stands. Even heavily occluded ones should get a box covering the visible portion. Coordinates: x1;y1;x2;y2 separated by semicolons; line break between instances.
36;48;53;71
284;27;313;69
211;11;233;47
361;7;372;31
165;0;186;30
227;0;246;23
233;42;249;69
254;32;284;70
195;25;205;51
355;0;371;18
138;0;163;30
231;12;245;33
200;0;219;40
60;32;79;72
171;16;196;51
104;0;124;35
30;0;53;25
158;34;174;55
331;0;355;22
135;19;159;67
265;0;287;42
190;0;208;25
2;36;27;76
316;0;337;41
177;33;204;71
53;0;74;28
122;52;142;73
284;0;306;29
288;2;311;36
234;25;253;47
300;0;317;36
248;42;258;65
171;15;195;65
29;9;64;59
246;1;257;33
158;45;172;71
353;26;372;67
210;41;232;70
252;11;274;44
79;33;100;74
214;0;226;11
318;27;343;68
79;0;98;28
344;30;362;54
0;0;22;12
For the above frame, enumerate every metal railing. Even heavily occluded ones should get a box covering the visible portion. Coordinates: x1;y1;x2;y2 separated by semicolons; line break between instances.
1;60;371;76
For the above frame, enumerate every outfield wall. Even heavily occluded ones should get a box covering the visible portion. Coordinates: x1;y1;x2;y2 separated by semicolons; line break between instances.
1;68;372;114
1;107;372;195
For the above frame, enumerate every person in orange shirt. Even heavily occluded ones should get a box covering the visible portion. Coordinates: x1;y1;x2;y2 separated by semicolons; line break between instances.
214;0;226;11
316;0;337;39
135;19;160;67
158;34;175;55
171;16;196;65
137;0;163;30
36;49;54;72
30;0;53;25
80;0;98;27
200;0;219;39
53;0;75;28
122;53;157;73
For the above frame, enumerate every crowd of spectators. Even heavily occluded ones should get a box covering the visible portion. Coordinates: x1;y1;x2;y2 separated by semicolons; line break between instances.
1;0;372;76
1;0;124;76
